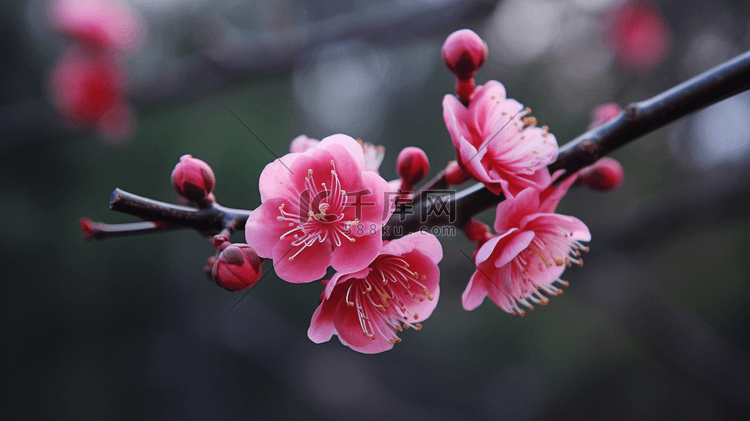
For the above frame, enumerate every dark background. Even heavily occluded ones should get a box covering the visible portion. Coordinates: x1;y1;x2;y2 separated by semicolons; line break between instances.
2;0;750;419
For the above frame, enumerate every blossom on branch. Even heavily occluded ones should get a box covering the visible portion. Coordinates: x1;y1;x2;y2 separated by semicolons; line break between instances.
245;134;394;283
308;232;442;354
462;182;590;315
443;80;558;196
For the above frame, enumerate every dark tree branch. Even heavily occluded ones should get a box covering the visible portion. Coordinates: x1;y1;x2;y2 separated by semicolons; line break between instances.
386;48;750;237
106;188;251;235
550;48;750;176
89;50;750;242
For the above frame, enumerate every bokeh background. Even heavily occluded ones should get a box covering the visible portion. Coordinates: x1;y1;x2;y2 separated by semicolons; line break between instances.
3;0;750;419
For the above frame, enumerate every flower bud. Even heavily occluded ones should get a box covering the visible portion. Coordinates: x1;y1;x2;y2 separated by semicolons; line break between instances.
577;157;624;191
463;219;493;245
171;154;216;205
444;160;472;186
396;147;429;190
442;29;487;103
442;29;487;81
212;243;263;292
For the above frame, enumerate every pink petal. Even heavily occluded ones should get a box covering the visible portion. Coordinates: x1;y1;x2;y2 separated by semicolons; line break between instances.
324;268;369;300
495;230;535;268
308;299;337;344
357;171;394;226
244;197;292;259
442;94;470;150
494;187;541;233
538;171;578;213
333;303;394;354
381;231;443;264
258;154;299;202
474;233;503;265
400;250;440;322
330;228;382;273
462;269;491;311
318;134;366;173
524;213;591;242
271;236;332;283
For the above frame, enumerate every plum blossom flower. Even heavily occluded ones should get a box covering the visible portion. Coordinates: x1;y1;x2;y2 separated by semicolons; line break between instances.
50;49;134;142
245;134;394;283
604;0;671;71
308;232;442;353
588;102;622;129
443;80;558;197
462;181;590;314
48;0;146;53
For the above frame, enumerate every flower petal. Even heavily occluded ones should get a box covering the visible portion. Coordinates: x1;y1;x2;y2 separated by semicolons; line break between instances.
271;236;331;283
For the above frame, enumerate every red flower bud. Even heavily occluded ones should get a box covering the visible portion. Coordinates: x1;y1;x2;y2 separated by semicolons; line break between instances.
212;243;263;292
444;160;472;186
463;219;493;245
171;154;216;205
396;147;429;190
577;157;624;191
442;29;488;81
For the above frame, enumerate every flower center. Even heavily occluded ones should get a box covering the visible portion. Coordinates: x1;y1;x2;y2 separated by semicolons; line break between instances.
345;255;434;345
276;161;359;260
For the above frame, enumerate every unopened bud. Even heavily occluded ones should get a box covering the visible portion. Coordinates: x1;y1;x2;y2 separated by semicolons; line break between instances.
397;147;429;190
577;157;624;191
171;154;216;205
444;160;472;186
463;219;493;245
212;243;263;292
442;29;487;80
442;29;487;102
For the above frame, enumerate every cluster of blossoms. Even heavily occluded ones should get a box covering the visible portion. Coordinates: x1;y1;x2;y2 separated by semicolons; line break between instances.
48;0;145;142
441;30;600;315
92;29;624;354
243;134;442;353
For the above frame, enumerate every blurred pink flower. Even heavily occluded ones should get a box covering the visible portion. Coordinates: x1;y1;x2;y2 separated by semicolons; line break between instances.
605;0;671;71
588;102;622;129
245;134;394;283
308;232;442;353
48;0;145;53
462;181;590;314
577;157;625;191
443;80;558;197
50;49;134;142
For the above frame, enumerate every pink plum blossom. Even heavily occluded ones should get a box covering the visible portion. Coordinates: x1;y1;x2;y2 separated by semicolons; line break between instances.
604;0;671;71
308;232;442;353
443;80;558;197
245;134;394;283
48;0;145;53
50;49;135;142
462;181;590;314
588;102;622;129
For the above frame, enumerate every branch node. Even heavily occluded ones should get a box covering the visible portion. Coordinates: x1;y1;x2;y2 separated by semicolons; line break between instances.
625;103;640;120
